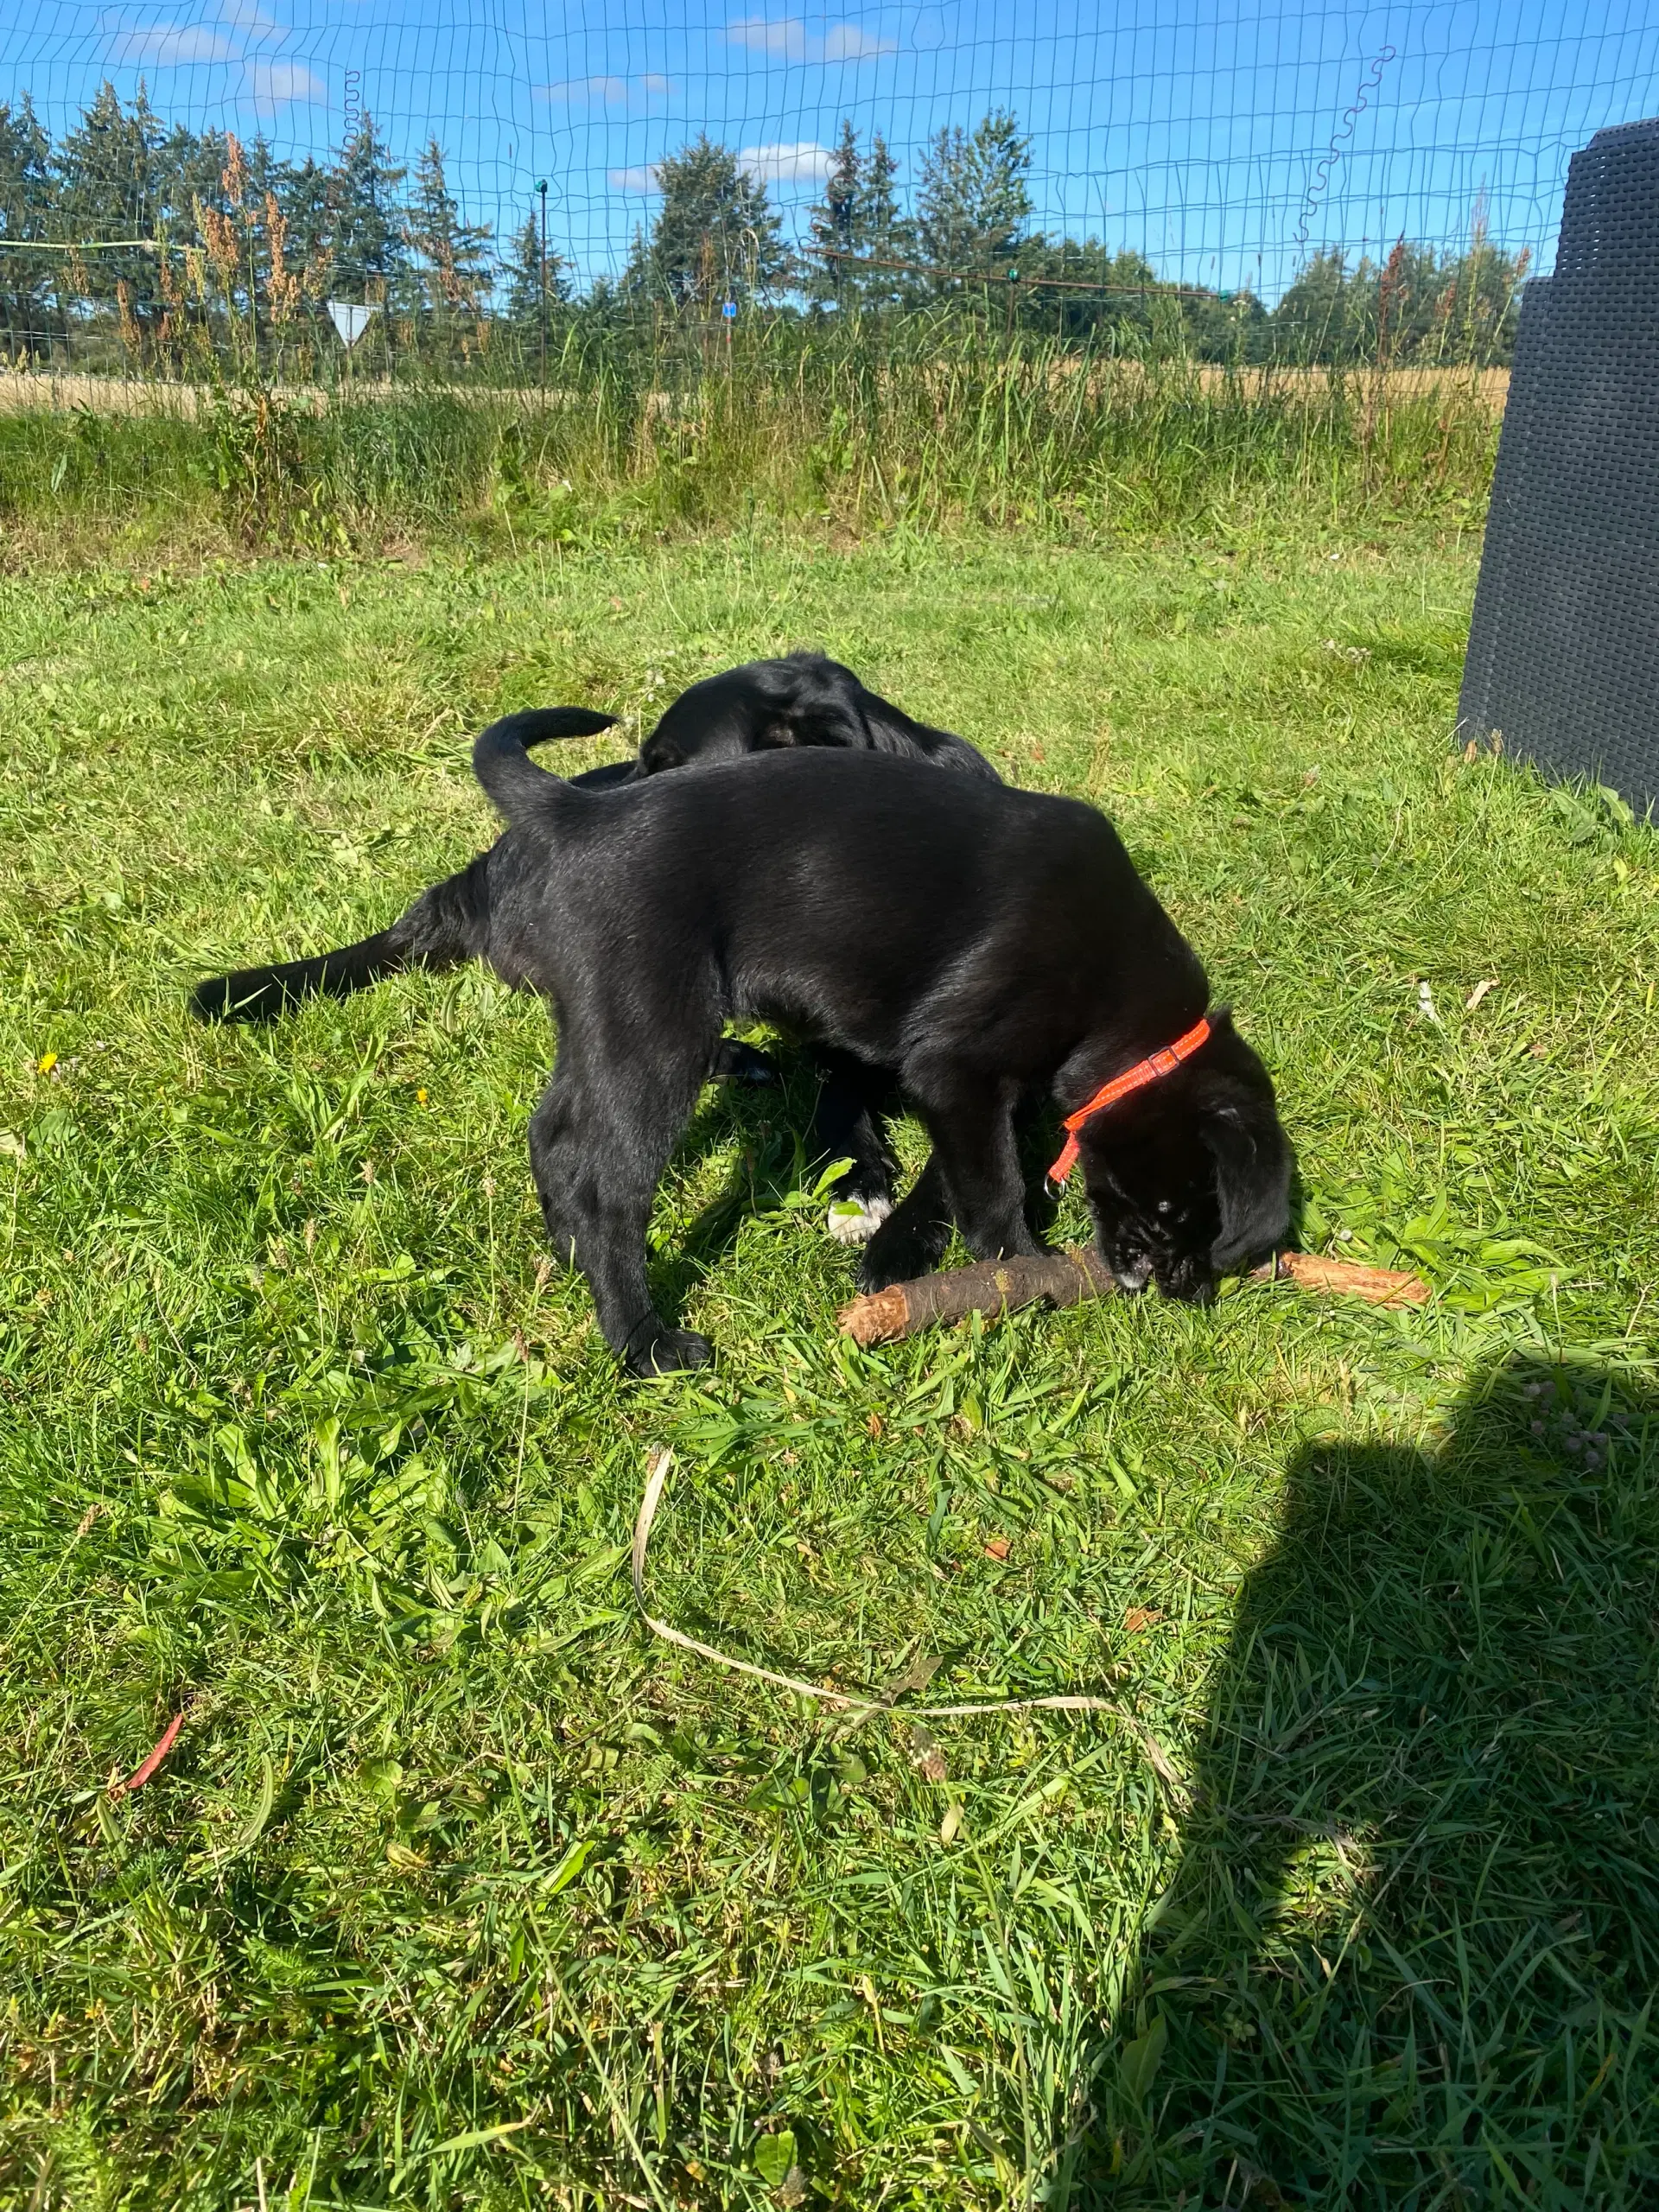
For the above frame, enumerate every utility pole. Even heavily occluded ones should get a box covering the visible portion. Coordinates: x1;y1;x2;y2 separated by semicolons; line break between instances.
537;179;549;399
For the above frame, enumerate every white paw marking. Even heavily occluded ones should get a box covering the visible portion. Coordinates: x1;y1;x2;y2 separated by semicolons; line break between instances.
826;1194;893;1245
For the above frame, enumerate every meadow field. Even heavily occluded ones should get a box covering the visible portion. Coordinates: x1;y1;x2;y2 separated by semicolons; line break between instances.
4;490;1659;2207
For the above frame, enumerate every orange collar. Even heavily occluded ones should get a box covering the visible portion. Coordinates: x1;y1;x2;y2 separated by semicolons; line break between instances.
1047;1016;1212;1185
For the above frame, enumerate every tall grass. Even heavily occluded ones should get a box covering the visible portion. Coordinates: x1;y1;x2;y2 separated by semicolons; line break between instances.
0;317;1500;556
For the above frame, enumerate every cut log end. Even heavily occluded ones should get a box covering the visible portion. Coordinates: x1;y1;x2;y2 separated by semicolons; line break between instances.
837;1283;912;1346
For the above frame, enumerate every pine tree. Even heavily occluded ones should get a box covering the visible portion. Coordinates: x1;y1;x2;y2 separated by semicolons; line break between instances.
804;121;908;308
328;112;410;306
501;211;570;325
915;110;1033;283
0;98;55;357
805;119;859;298
53;81;168;315
622;134;791;310
274;156;334;281
407;139;492;315
161;119;230;238
861;136;903;257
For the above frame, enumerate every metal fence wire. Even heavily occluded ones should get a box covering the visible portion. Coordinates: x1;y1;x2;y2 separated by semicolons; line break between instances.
2;0;1657;377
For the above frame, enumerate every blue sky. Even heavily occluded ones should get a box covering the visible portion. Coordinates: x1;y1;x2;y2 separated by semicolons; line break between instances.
5;0;1659;296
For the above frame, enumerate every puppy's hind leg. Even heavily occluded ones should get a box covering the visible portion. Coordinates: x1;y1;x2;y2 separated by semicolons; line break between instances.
813;1051;898;1244
527;1046;714;1376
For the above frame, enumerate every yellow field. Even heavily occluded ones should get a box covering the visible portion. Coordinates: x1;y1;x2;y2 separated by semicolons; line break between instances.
0;361;1514;417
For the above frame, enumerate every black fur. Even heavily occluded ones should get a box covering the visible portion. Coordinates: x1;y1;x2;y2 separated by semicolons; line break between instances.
192;658;995;1224
635;652;997;779
192;655;995;1026
190;709;615;1023
443;727;1290;1375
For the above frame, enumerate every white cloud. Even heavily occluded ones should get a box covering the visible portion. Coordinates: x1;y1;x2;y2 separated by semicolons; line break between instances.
245;56;322;105
543;73;671;105
608;163;662;194
821;22;896;57
739;138;834;183
545;73;628;102
109;0;314;94
110;22;237;65
218;0;281;36
728;14;806;57
726;16;895;62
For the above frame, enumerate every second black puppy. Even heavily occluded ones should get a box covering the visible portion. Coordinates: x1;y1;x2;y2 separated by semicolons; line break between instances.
630;651;996;780
446;724;1290;1375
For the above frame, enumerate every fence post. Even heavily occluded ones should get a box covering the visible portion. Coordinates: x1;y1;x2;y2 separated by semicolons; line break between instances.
537;178;549;401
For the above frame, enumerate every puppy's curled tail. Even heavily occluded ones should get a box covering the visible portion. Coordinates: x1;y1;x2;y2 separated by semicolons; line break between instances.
474;705;616;821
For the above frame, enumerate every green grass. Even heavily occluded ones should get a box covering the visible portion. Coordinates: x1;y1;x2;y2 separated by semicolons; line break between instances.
0;337;1498;560
3;527;1659;2209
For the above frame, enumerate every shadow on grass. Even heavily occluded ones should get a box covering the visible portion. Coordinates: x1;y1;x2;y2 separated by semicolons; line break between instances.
645;1055;1073;1332
646;1046;836;1326
1070;1351;1659;2208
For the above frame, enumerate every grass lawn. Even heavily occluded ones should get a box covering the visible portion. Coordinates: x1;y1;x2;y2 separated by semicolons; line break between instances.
3;525;1658;2209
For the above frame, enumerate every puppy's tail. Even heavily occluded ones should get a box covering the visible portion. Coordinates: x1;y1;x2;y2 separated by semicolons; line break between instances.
474;705;616;821
192;854;494;1023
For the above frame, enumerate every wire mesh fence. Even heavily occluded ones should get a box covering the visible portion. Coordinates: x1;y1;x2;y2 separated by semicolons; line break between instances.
1;0;1656;389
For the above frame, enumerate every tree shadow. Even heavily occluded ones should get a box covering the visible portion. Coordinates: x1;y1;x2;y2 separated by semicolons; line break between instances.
1069;1351;1659;2207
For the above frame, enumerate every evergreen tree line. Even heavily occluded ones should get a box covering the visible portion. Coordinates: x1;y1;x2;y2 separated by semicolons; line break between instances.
0;83;1529;368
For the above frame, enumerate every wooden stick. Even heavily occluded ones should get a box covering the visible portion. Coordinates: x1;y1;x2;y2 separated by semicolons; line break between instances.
836;1246;1427;1346
1266;1251;1430;1306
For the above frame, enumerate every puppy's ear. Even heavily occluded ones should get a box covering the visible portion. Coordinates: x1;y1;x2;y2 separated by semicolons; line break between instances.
639;730;685;772
1202;1098;1291;1274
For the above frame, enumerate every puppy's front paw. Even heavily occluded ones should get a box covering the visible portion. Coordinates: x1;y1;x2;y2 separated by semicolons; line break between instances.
857;1224;950;1294
825;1192;893;1245
626;1325;714;1377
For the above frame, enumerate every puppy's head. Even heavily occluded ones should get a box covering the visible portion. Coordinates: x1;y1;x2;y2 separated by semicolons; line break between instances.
1077;1011;1292;1303
639;657;873;774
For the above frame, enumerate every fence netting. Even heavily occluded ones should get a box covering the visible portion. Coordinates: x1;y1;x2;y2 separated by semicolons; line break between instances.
2;0;1656;378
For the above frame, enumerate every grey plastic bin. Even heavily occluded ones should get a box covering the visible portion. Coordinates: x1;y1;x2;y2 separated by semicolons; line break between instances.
1459;118;1659;814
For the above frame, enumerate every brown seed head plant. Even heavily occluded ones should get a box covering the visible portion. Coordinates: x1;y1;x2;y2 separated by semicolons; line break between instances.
198;201;241;291
223;132;249;210
114;278;143;362
264;193;300;324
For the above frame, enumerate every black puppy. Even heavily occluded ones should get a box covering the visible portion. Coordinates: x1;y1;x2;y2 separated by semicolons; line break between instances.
632;651;995;779
380;718;1287;1375
193;652;995;1242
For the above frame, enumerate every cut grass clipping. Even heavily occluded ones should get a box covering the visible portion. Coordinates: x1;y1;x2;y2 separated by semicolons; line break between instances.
4;531;1659;2207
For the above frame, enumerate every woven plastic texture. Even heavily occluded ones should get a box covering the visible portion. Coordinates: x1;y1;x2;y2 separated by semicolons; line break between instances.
1459;118;1659;813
